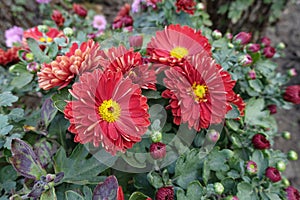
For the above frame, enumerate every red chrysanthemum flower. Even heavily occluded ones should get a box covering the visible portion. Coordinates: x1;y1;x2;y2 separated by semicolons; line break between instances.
156;186;174;200
51;10;65;27
283;85;300;104
64;69;150;155
0;46;21;66
112;4;133;30
38;40;101;90
175;0;196;15
99;46;156;90
23;26;64;44
162;51;236;130
150;142;166;159
73;3;87;18
147;24;211;68
286;186;300;200
265;167;281;182
252;134;270;149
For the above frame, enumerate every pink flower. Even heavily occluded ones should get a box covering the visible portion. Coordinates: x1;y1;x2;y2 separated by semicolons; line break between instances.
248;70;256;80
64;69;150;155
112;4;133;30
246;160;258;175
129;35;143;49
51;10;65;27
247;43;260;53
150;142;166;159
238;54;252;66
263;46;276;58
233;32;252;45
288;68;297;77
283;85;300;104
156;187;174;200
5;26;24;47
286;186;300;200
131;0;142;13
92;15;107;31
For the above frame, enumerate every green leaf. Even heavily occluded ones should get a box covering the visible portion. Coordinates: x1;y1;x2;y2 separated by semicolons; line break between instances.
54;144;108;185
248;79;263;93
176;181;203;200
237;182;257;200
143;90;161;99
41;187;57;200
48;114;69;149
251;150;268;178
47;42;59;59
52;88;70;112
65;191;84;200
207;149;232;172
244;98;269;127
226;104;240;119
147;171;164;189
0;92;18;107
129;192;151;200
27;38;51;63
9;63;34;89
0;114;13;136
8;108;24;122
175;149;201;189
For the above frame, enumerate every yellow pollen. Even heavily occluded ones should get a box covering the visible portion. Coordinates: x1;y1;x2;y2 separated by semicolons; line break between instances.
39;37;46;42
98;99;121;123
47;37;53;42
192;83;207;101
170;47;189;59
39;37;53;43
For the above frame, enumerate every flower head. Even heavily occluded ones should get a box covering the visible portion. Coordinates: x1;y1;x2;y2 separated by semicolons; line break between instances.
23;26;64;45
175;0;196;15
64;69;150;154
156;186;174;200
38;40;101;90
131;0;142;13
162;51;237;130
246;160;258;175
112;4;133;30
265;167;281;182
263;46;276;58
92;15;107;31
288;68;297;77
267;104;277;114
233;32;252;45
286;186;300;200
150;142;166;159
73;3;87;17
99;46;156;90
238;54;252;66
261;36;271;46
252;134;270;149
51;10;65;27
247;43;260;53
283;85;300;104
0;47;21;66
5;26;24;47
147;24;211;67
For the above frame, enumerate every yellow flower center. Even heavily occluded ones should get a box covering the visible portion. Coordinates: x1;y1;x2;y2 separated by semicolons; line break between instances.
170;47;189;59
39;37;53;43
192;83;207;101
98;99;121;123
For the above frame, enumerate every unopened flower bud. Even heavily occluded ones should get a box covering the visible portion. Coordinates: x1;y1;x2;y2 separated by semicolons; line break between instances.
196;2;205;10
247;43;260;53
207;129;220;143
26;62;40;73
267;104;277;114
246;160;258;175
129;35;143;49
224;196;239;200
233;32;252;45
261;36;271;47
248;70;256;80
214;182;224;194
150;142;166;160
37;25;48;33
282;131;291;140
228;42;234;49
287;68;297;77
276;161;286;172
226;32;233;40
282;178;290;187
45;174;56;182
63;27;74;37
288;150;298;161
151;130;162;143
238;54;253;66
263;46;276;58
266;167;282;182
212;30;222;40
277;42;286;50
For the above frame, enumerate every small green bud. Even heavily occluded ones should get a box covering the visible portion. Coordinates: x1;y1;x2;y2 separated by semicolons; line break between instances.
151;130;162;143
276;161;286;172
228;42;234;49
282;131;291;140
282;178;290;187
212;30;222;40
277;42;286;50
288;150;298;161
63;27;74;37
214;182;224;195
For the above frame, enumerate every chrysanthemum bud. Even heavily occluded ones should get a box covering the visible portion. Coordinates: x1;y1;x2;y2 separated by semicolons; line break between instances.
238;54;253;66
233;32;252;45
265;167;281;182
196;2;205;10
150;142;166;159
26;62;40;73
214;182;224;194
248;70;256;80
252;134;270;149
287;68;297;77
263;46;276;58
246;43;260;53
277;42;286;50
288;150;298;161
282;131;291;140
151;130;162;143
228;42;234;49
246;160;258;175
226;32;233;40
267;104;277;114
207;129;220;143
276;161;286;172
156;186;174;200
261;36;271;47
282;178;290;187
212;30;222;40
63;27;74;37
